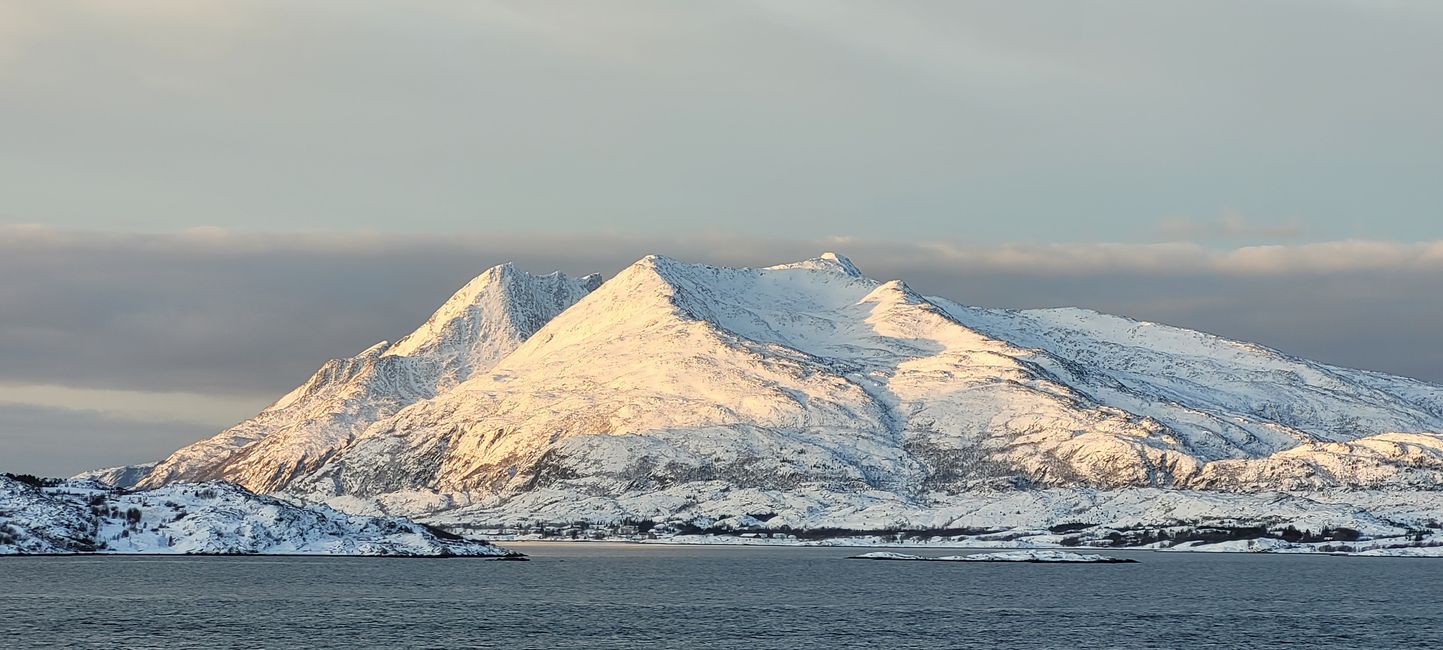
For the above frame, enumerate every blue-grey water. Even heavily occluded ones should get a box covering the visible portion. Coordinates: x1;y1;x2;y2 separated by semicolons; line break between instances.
4;543;1441;649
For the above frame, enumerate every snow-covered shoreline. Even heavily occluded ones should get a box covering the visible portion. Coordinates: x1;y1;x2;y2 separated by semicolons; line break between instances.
12;475;1441;558
850;550;1138;563
492;534;1443;558
402;482;1443;559
0;477;518;558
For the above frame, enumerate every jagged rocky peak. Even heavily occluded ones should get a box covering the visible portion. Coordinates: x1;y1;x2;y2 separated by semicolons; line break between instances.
862;279;925;304
264;339;392;413
378;264;604;392
765;251;863;277
549;252;891;350
624;251;865;287
384;263;602;361
136;260;602;493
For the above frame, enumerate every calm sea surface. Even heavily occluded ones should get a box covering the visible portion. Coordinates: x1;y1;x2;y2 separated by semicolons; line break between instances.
4;543;1441;649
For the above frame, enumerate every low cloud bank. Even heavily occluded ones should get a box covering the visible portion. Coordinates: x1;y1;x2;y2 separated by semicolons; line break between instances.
0;403;215;477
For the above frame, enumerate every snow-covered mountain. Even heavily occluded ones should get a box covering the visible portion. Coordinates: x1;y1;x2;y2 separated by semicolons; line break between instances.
138;265;601;492
71;462;156;489
136;253;1443;531
0;475;513;556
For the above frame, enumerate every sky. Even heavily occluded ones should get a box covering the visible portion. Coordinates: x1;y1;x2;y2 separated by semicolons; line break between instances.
1;1;1440;475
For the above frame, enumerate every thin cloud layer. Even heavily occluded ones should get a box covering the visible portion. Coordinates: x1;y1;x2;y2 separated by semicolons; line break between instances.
1;2;1440;242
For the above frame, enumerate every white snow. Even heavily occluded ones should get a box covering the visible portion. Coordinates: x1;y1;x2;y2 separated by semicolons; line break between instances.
851;551;928;560
137;265;600;493
937;550;1133;563
109;253;1443;550
851;550;1134;562
0;476;513;556
70;462;157;489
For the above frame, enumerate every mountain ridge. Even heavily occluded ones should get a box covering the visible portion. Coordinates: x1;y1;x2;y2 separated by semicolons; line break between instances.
137;264;601;492
133;253;1443;530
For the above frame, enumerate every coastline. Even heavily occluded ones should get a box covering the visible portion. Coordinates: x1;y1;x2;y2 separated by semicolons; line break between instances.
495;536;1443;558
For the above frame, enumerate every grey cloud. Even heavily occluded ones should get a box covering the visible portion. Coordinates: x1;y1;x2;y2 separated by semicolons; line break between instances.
0;403;212;477
2;227;1442;406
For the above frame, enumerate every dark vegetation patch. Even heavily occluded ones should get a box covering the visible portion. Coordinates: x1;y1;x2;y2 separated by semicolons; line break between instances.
3;473;63;488
1058;524;1366;547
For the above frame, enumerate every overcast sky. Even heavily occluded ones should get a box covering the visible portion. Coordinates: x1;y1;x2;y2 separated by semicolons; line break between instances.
1;1;1440;475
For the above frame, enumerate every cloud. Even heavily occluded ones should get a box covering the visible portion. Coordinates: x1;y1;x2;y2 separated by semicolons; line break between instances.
0;403;215;477
2;2;1441;244
0;383;268;427
1156;210;1306;243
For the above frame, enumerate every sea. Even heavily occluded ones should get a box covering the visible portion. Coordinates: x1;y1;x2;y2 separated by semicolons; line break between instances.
4;543;1441;649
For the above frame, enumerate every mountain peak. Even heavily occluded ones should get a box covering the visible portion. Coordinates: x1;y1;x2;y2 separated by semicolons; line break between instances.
385;263;595;359
633;253;685;270
863;279;923;305
765;252;862;277
139;261;600;493
819;251;859;272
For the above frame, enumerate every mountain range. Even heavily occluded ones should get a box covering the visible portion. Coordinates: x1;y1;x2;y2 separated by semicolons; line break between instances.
125;253;1443;538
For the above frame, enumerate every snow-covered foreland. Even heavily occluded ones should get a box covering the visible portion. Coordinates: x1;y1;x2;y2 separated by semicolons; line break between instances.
417;483;1443;554
851;550;1136;563
0;476;516;557
71;463;157;489
105;253;1443;555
